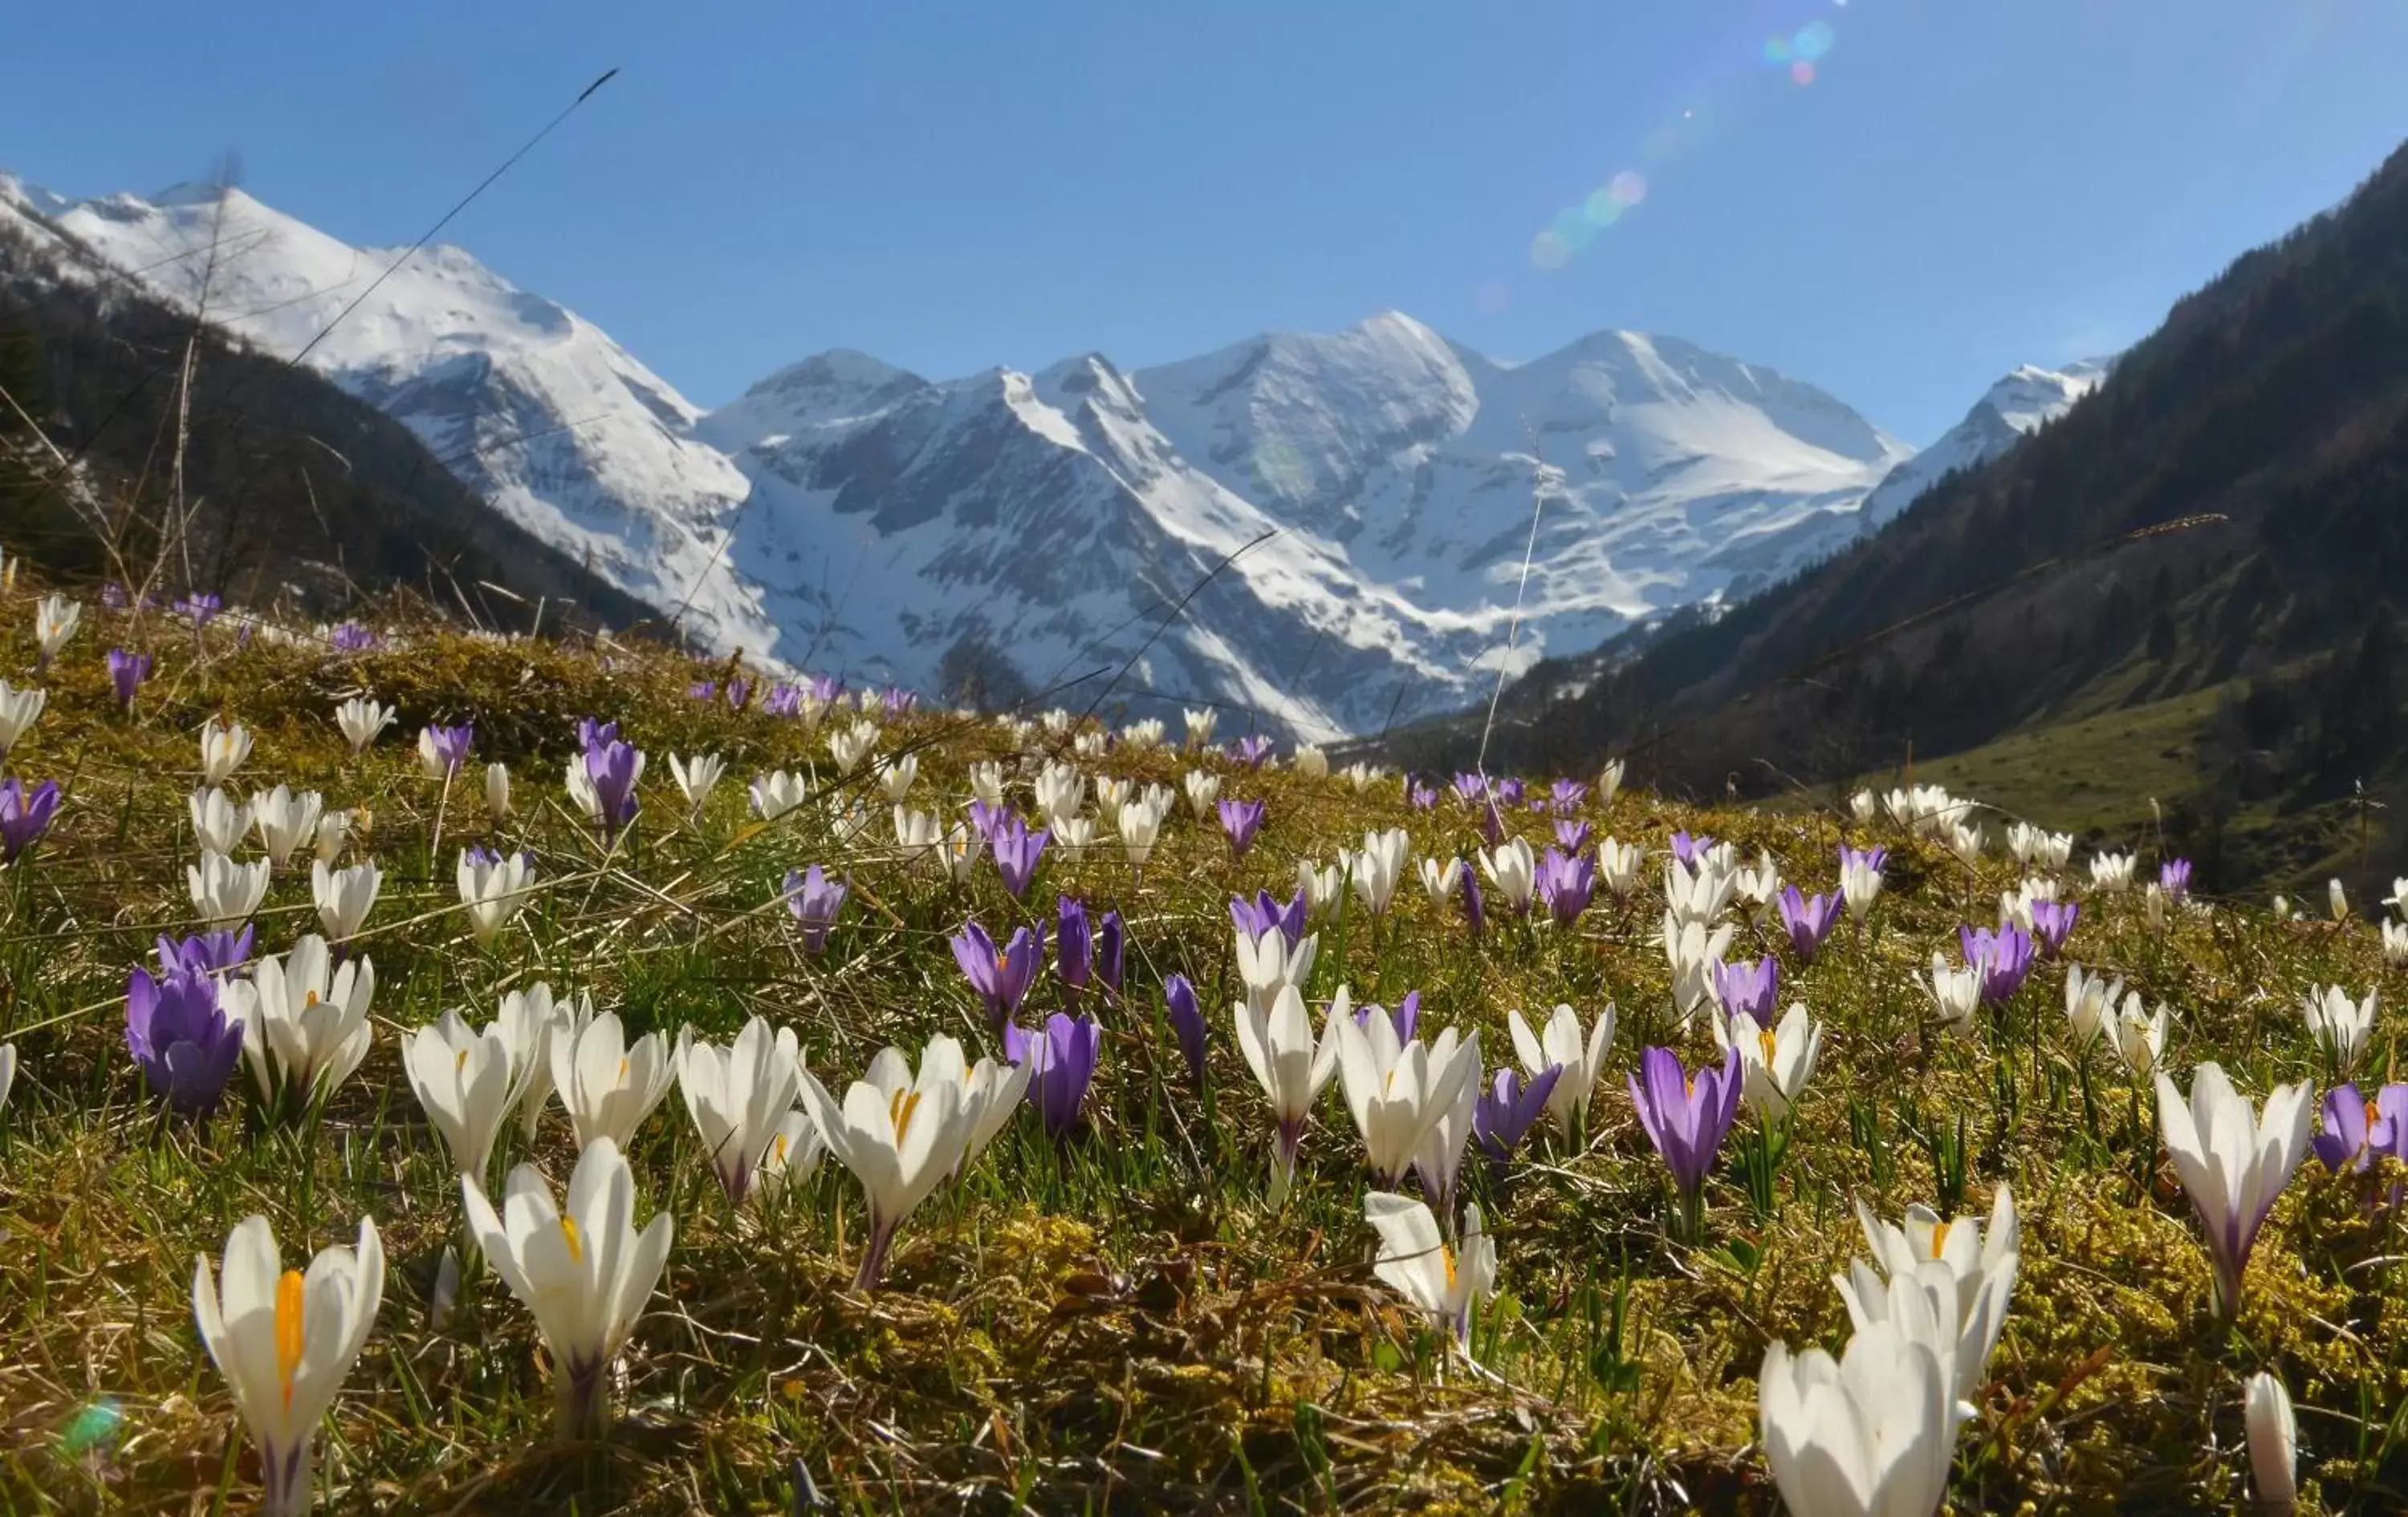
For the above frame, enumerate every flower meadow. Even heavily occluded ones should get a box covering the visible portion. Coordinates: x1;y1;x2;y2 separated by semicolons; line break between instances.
0;575;2402;1512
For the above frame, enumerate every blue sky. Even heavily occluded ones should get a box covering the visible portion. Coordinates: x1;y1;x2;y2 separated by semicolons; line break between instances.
8;1;2407;442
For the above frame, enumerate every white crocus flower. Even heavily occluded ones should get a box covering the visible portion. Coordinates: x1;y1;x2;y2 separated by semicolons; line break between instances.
191;1214;384;1517
502;983;580;1141
1663;856;1735;927
1410;1029;1480;1221
891;805;943;870
1352;828;1411;916
313;809;352;865
1121;718;1166;749
675;1017;805;1205
250;786;324;871
2156;1063;2314;1317
189;787;254;857
1365;1192;1495;1356
754;1111;826;1206
2089;851;2137;892
1332;995;1479;1187
34;594;80;666
0;678;44;755
222;934;374;1108
1719;1003;1822;1121
1921;951;1983;1035
2246;1372;2298;1514
1052;815;1097;862
1838;1184;2020;1409
1033;763;1086;828
1296;858;1344;917
1419;856;1464;906
909;1034;1033;1176
1662;913;1735;1029
2300;985;2377;1073
404;1007;541;1184
462;1137;673;1441
1849;787;1877;822
2063;963;2122;1051
483;763;512;824
1182;769;1222;815
748;769;808;822
1597;758;1625;807
875;754;918;803
1945;820;1987;868
198;718;253;787
1344;762;1381;794
1597;838;1646;899
2386;875;2408;918
333;697;394;755
548;1011;676;1152
2110;992;2168;1077
1235;982;1343;1206
826;720;879;775
799;1042;976;1289
1840;853;1885;924
1479;838;1538;915
966;760;1007;808
1234;925;1318;1014
1291;744;1328;779
1183;706;1218;747
188;848;270;927
2383;920;2408;969
2329;877;2349;922
1757;1310;1958;1517
1734;851;1784;919
458;848;538;946
1092;775;1132;829
1119;797;1165;867
311;858;381;943
1507;1002;1615;1134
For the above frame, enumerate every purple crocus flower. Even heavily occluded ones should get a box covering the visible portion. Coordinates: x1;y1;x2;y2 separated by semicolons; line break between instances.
328;621;379;655
1096;910;1124;1000
1352;991;1421;1044
124;966;246;1115
1230;734;1274;768
1840;843;1889;876
989;815;1050;900
882;687;919;718
807;673;844;705
1460;864;1487;940
1164;974;1206;1088
1629;1045;1743;1235
1056;897;1092;1005
422;722;474;776
1475;804;1505;848
1959;924;2036;1005
102;581;128;610
575;717;620;752
686;681;716;702
763;683;803;718
0;779;62;864
1550;778;1588;815
1407;780;1438;811
157;925;254;977
967;799;1012;843
1007;1012;1100;1141
1536;846;1597;925
1553;819;1594;854
2312;1084;2394;1173
951;920;1043;1032
1474;1064;1564;1166
1778;886;1843;965
783;865;848;952
1216;797;1267;859
584;737;644;840
2160;859;2193;906
1713;956;1780;1027
723;678;750;711
107;649;150;710
1230;888;1308;950
1493;777;1526;808
2028;898;2080;958
179;592;222;630
1669;831;1713;872
1450;772;1488;804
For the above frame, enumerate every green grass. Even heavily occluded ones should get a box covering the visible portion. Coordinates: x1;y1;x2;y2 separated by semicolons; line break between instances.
0;579;2405;1513
1909;683;2229;840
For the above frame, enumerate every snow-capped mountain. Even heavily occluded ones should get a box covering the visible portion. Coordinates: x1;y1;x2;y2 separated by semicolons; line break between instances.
1851;360;2109;533
0;174;2099;737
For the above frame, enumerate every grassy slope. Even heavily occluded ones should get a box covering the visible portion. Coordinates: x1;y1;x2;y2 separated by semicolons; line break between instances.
0;579;2404;1513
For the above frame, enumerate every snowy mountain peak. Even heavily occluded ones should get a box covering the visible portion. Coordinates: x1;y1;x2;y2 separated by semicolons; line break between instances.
4;169;2097;738
1852;358;2109;534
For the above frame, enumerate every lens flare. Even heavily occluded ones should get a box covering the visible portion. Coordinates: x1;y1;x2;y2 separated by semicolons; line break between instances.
1762;36;1792;64
1791;60;1816;86
1582;189;1624;226
1609;171;1648;208
1530;230;1571;270
1794;19;1837;60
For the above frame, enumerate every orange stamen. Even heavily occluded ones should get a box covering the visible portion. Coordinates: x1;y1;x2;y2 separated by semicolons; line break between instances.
275;1269;306;1409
